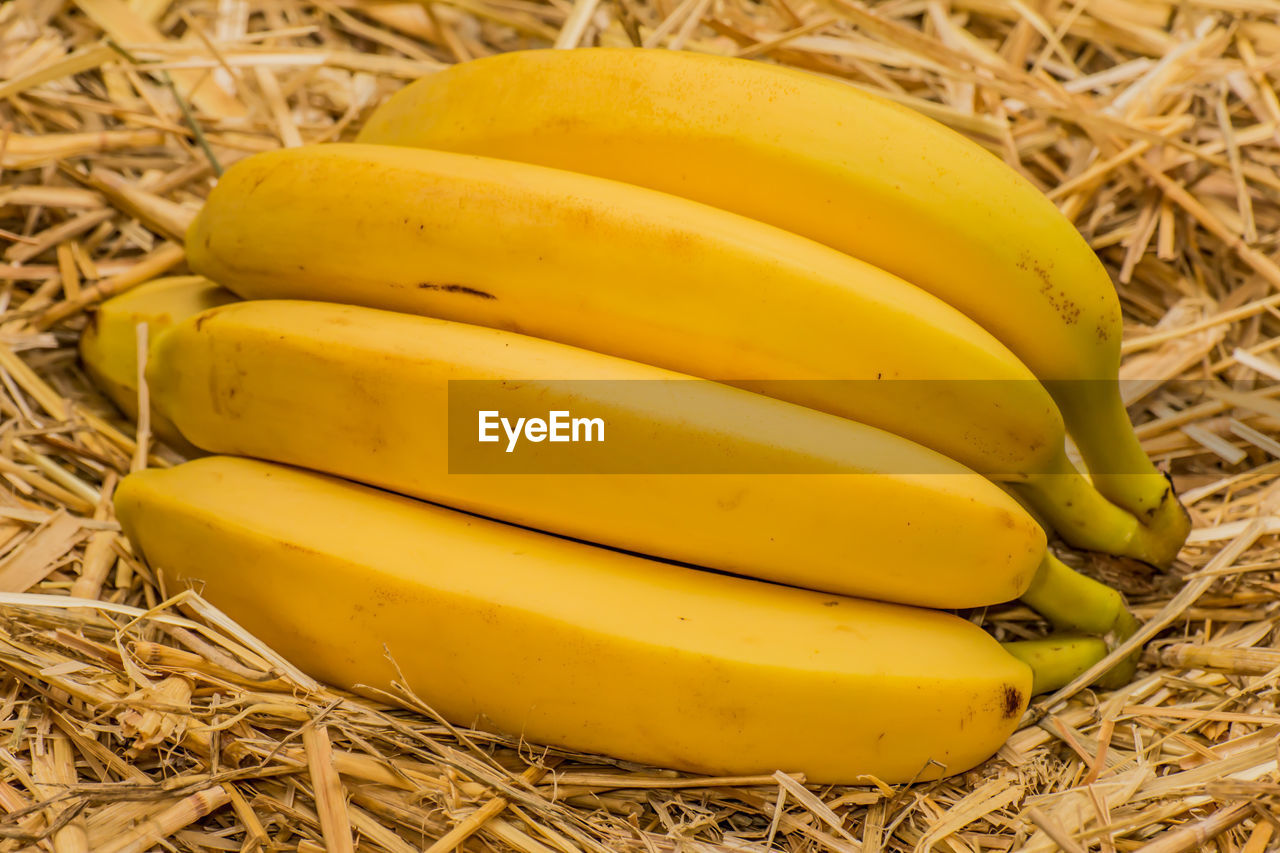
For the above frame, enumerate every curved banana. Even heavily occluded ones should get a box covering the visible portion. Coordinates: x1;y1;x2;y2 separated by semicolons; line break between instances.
148;299;1044;609
356;48;1188;557
117;455;1045;783
78;275;236;454
186;144;1174;566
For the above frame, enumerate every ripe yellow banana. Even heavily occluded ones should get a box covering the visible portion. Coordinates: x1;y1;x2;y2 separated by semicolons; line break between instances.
147;299;1047;609
186;144;1174;566
356;48;1188;557
116;455;1092;783
78;275;235;454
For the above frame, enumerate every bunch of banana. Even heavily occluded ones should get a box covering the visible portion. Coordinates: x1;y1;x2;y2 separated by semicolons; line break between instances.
80;48;1175;784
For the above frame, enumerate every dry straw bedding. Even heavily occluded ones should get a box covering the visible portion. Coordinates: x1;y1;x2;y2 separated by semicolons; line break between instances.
1;0;1280;849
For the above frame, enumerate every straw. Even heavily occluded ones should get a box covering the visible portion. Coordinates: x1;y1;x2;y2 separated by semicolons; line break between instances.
3;0;1280;849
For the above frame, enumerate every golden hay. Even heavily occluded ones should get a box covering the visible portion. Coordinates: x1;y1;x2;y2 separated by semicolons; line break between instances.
2;0;1280;849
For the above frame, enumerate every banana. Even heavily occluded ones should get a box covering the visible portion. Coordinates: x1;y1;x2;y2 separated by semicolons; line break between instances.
115;455;1087;783
186;144;1175;566
78;275;236;454
355;48;1188;557
147;299;1048;609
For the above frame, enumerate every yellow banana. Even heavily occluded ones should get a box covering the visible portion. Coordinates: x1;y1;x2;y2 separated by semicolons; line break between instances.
78;275;235;454
116;455;1053;783
356;48;1188;557
148;299;1046;609
186;144;1174;566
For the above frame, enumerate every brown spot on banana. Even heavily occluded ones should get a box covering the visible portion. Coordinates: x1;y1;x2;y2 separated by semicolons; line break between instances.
417;282;497;299
1002;685;1024;718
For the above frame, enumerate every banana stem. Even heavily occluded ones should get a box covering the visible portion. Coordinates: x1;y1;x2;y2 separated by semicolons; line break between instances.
1020;554;1142;687
1049;379;1191;555
1013;449;1180;568
1001;636;1108;694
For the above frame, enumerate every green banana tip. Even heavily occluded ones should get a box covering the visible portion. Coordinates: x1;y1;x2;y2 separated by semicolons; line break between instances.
1090;606;1144;690
1001;635;1109;695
